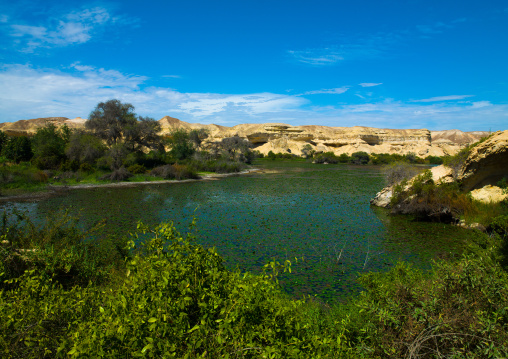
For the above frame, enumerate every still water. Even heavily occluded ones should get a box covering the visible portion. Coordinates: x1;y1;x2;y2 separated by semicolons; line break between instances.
1;161;470;302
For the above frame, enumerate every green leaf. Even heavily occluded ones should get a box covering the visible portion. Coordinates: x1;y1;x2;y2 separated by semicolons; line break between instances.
148;317;157;323
141;343;153;353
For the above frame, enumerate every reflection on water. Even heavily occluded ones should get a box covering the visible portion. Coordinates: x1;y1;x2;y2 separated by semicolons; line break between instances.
0;161;472;302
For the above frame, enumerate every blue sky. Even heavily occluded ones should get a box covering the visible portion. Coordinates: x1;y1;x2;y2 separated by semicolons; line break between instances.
0;0;507;131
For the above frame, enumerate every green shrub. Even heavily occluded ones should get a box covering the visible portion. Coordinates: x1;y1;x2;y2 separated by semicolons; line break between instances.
350;151;370;165
383;161;420;186
78;162;94;173
127;163;147;174
314;152;339;164
2;136;33;163
0;210;125;288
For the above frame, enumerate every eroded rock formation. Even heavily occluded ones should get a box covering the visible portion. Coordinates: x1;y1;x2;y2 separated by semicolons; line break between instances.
371;130;508;207
0;116;490;156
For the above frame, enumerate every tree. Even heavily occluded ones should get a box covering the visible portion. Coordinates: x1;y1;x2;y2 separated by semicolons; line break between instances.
65;130;107;166
188;129;209;149
2;136;33;163
220;136;254;163
301;144;314;158
166;129;195;161
86;100;137;147
0;130;7;154
32;124;71;169
87;100;163;153
123;116;163;153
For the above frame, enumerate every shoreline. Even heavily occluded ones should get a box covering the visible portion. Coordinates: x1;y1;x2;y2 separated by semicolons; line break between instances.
0;168;261;203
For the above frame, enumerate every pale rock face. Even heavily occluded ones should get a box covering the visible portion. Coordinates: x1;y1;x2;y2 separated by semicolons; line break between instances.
470;185;508;204
371;130;508;209
457;130;508;190
0;116;489;157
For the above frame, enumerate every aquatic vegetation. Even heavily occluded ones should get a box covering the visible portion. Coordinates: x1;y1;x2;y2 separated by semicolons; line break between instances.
2;161;470;302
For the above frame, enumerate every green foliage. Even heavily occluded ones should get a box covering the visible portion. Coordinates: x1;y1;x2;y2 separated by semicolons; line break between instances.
2;215;508;357
350;151;370;165
498;177;508;194
383;161;420;186
425;155;444;165
301;144;314;159
390;170;477;222
150;164;199;180
65;130;106;166
219;136;256;164
166;129;195;161
31;124;71;169
314;152;339;164
127;163;147;174
0;210;126;288
0;130;7;153
2;136;33;163
338;153;350;163
350;248;508;358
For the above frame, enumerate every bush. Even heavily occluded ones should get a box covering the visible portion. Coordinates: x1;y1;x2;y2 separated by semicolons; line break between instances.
0;210;125;288
383;161;420;186
350;151;370;165
127;163;146;174
425;155;444;165
338;153;350;163
314;152;339;164
150;164;199;180
390;171;474;222
100;167;133;182
78;162;94;173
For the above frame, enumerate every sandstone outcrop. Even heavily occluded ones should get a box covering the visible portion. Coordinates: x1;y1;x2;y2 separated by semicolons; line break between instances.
457;130;508;191
371;130;508;208
0;116;490;157
370;164;454;207
470;185;508;204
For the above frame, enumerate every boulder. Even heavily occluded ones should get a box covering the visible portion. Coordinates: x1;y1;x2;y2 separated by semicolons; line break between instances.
470;185;508;203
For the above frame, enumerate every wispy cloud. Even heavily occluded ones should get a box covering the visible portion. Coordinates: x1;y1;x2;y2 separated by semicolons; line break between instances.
0;64;505;131
416;18;467;38
287;49;344;66
303;87;349;95
287;32;397;66
5;7;132;51
411;95;475;102
359;83;382;87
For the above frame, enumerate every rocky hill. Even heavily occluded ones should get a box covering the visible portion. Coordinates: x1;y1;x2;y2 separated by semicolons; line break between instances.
371;130;508;208
0;116;492;157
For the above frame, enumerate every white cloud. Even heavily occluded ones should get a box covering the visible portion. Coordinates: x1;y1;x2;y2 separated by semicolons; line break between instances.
0;14;8;23
6;7;123;51
411;95;474;102
303;87;349;95
359;83;382;87
287;50;344;66
0;64;506;131
471;101;492;108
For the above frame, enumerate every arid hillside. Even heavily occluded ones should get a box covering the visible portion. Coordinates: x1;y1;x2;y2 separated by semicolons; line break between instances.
0;116;492;157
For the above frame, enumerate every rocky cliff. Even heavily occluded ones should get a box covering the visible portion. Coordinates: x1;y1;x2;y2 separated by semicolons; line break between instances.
371;130;508;207
0;116;491;156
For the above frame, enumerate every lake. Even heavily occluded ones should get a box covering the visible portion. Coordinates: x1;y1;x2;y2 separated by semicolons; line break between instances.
0;161;471;302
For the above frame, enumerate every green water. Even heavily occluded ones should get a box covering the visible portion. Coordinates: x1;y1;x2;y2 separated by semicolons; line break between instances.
1;161;471;302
